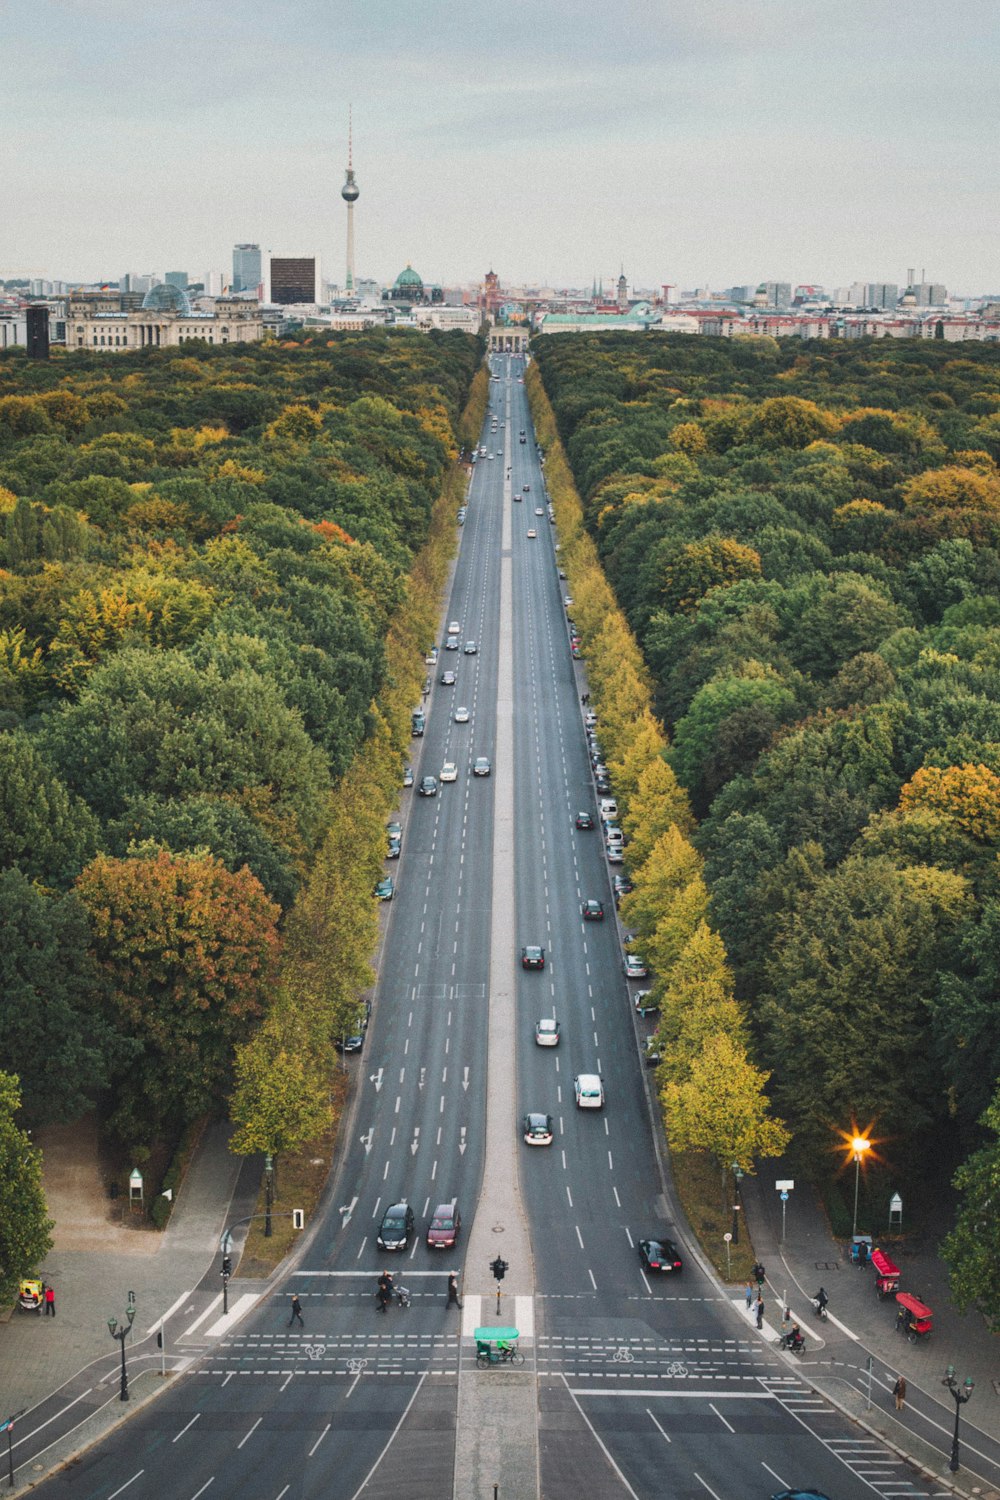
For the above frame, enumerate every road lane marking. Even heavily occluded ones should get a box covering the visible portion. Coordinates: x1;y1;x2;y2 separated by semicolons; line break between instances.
646;1409;672;1442
710;1402;735;1432
237;1417;262;1449
108;1473;144;1499
173;1414;200;1442
190;1482;214;1500
695;1474;724;1500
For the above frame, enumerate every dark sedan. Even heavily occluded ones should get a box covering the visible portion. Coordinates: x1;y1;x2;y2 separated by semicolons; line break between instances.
581;899;604;921
521;945;545;970
638;1237;683;1273
575;811;594;830
418;775;438;796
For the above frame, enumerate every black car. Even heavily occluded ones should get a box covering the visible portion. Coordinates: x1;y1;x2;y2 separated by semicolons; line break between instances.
575;811;594;830
440;670;456;686
638;1237;683;1273
377;1201;414;1251
595;775;612;795
521;945;545;970
581;899;604;921
418;775;438;796
387;835;401;859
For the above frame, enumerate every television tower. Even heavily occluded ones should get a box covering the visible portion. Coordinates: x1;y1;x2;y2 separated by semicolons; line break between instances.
341;107;359;293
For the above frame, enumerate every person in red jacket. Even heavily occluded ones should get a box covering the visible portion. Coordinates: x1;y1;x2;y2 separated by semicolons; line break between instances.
44;1284;55;1317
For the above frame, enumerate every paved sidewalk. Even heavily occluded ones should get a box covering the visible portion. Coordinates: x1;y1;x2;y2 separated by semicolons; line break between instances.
740;1163;1000;1497
1;1117;258;1417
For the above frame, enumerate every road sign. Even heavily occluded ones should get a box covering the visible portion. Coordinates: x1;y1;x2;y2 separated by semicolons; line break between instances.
775;1179;794;1191
780;1191;789;1201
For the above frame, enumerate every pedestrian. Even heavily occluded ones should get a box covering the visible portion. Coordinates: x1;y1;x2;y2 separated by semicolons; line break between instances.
755;1294;764;1330
44;1284;55;1317
288;1293;304;1328
447;1273;462;1308
893;1375;906;1411
745;1279;754;1309
377;1270;393;1313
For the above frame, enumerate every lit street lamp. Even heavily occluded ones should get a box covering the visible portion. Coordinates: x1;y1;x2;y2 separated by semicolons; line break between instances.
851;1135;871;1239
942;1365;974;1472
107;1293;137;1401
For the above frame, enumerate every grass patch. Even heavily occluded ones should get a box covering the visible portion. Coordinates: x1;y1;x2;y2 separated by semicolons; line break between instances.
236;1069;349;1277
670;1147;758;1285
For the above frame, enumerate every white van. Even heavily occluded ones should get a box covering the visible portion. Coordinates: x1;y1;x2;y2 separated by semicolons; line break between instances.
574;1073;604;1109
600;798;618;821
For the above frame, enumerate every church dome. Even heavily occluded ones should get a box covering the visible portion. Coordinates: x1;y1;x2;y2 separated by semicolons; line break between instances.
142;282;191;314
394;264;423;290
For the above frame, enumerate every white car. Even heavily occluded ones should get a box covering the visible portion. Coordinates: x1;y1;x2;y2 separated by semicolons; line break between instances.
535;1017;560;1047
600;798;618;820
440;762;458;783
605;826;624;846
527;528;537;538
574;1073;604;1109
454;706;469;723
606;843;624;864
447;621;460;635
535;507;544;516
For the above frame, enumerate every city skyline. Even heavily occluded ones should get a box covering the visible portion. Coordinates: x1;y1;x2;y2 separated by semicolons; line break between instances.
3;0;998;294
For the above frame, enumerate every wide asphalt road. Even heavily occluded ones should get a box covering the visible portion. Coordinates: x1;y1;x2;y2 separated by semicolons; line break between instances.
27;356;948;1500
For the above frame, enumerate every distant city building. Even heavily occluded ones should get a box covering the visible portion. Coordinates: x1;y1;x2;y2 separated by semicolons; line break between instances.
119;272;156;296
756;281;792;309
26;305;50;358
203;270;225;297
480;269;502;319
68;291;263;351
616;268;628;311
383;265;443;305
165;271;189;291
232;244;262;294
266;255;320;305
905;281;948;306
0;310;28;348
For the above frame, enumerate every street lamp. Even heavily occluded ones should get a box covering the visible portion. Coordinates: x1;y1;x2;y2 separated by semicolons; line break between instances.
731;1163;744;1246
942;1365;975;1472
851;1135;871;1239
264;1153;274;1238
107;1293;137;1401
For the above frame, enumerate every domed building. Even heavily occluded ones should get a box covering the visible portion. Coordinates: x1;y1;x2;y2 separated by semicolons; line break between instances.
142;282;192;315
384;264;443;306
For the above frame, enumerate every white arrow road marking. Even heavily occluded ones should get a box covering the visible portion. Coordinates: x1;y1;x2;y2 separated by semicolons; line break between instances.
371;1069;383;1092
459;1126;467;1155
462;1067;470;1091
360;1130;373;1154
410;1128;420;1156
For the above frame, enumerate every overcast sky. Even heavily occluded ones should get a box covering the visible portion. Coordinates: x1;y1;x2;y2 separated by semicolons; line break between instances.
4;0;998;294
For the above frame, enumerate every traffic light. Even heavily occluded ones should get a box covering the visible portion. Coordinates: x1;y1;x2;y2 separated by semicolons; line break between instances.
221;1254;232;1278
490;1257;508;1282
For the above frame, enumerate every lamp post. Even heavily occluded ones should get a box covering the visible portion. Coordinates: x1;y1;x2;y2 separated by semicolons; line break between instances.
108;1292;137;1401
264;1153;274;1239
851;1135;871;1239
942;1365;974;1472
731;1163;744;1245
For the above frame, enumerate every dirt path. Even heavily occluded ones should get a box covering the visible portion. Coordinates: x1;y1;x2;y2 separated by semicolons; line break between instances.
37;1115;159;1256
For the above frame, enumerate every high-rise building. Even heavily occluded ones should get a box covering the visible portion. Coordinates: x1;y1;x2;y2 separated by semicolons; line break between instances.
759;281;792;309
233;243;261;294
617;268;628;311
203;270;224;297
165;271;189;291
341;109;359;294
266;256;321;305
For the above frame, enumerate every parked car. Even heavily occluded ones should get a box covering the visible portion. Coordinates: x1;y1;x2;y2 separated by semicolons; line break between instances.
375;876;394;901
624;953;649;979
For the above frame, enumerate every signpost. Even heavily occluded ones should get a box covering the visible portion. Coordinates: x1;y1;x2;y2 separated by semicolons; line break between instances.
723;1231;732;1279
775;1180;794;1243
889;1192;903;1230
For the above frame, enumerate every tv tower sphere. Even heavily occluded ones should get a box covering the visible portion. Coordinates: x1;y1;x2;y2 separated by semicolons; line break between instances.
342;170;359;203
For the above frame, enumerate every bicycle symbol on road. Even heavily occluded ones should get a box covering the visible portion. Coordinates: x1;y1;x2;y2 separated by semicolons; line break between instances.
347;1358;368;1374
666;1361;688;1378
611;1347;635;1363
303;1345;327;1361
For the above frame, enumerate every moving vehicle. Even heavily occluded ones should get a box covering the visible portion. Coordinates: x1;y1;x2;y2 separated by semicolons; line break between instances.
574;1073;604;1109
527;528;537;538
440;670;456;686
454;706;469;723
377;1201;414;1251
426;1199;461;1249
521;945;545;970
447;621;460;635
575;810;594;830
444;636;459;650
464;641;477;655
581;899;604;921
523;1113;554;1146
474;1327;524;1365
638;1237;683;1273
440;762;458;782
418;775;438;797
473;756;491;776
534;1016;560;1047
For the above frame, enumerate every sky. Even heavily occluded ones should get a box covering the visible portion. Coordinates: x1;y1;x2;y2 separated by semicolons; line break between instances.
4;0;998;294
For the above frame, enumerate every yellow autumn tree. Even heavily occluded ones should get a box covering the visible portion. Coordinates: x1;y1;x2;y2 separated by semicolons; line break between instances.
663;1032;790;1173
898;763;1000;846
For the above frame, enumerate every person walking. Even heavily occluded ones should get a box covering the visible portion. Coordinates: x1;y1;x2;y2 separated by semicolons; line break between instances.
44;1284;55;1317
377;1271;393;1313
288;1293;304;1328
447;1273;462;1309
745;1279;754;1309
755;1294;765;1330
893;1375;907;1411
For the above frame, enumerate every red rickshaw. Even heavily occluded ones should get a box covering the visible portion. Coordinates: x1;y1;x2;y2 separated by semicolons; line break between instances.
871;1247;900;1299
895;1291;933;1342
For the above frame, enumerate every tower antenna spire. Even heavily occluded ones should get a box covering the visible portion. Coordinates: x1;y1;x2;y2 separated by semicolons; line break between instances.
341;104;360;293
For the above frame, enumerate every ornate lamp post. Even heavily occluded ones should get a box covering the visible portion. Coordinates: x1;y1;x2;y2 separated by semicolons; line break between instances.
264;1152;274;1238
731;1162;744;1245
851;1135;871;1239
942;1365;974;1472
108;1293;137;1401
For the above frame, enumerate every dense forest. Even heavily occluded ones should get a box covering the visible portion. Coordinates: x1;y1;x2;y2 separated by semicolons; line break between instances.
0;331;481;1166
533;332;1000;1319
